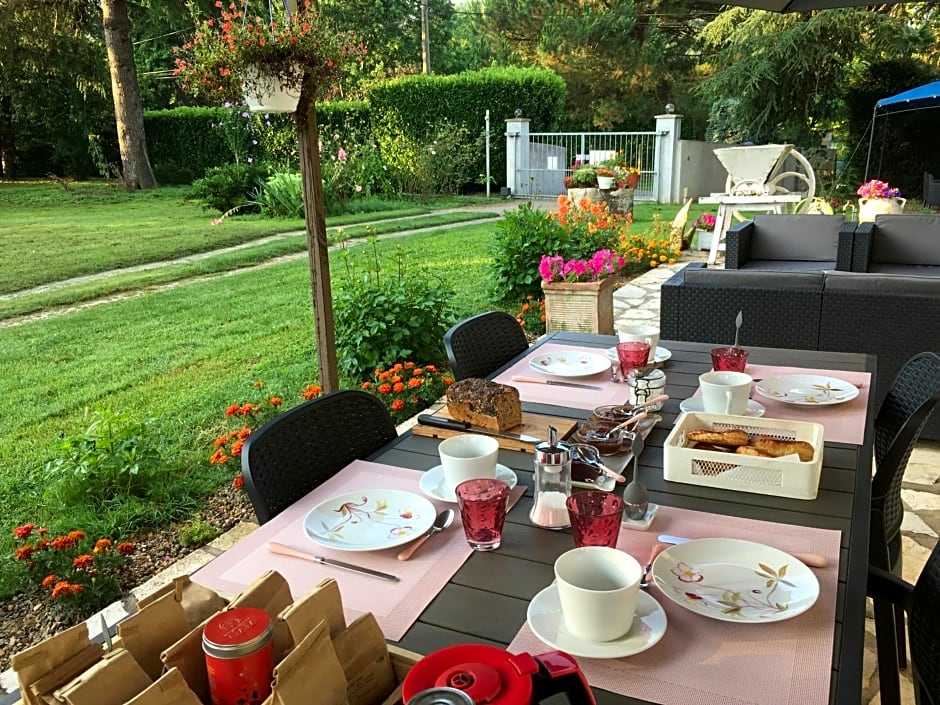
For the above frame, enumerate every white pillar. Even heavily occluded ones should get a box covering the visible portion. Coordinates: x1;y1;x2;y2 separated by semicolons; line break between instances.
505;117;529;197
654;113;682;204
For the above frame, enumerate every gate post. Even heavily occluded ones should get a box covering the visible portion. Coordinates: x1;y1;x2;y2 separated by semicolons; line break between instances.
654;110;682;204
505;116;530;197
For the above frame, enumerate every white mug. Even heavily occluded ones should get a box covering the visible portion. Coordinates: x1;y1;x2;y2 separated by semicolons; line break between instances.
617;324;660;362
699;371;753;415
554;546;641;642
438;434;499;493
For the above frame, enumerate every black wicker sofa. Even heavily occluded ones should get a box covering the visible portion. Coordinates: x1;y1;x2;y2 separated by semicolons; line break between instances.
660;262;940;439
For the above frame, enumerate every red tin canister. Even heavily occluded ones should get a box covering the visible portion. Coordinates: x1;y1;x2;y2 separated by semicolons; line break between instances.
203;607;274;705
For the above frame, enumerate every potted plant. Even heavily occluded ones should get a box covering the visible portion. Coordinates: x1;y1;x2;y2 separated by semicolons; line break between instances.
173;0;355;113
691;212;717;250
596;167;616;190
538;249;625;334
601;152;642;189
856;179;905;222
563;164;598;189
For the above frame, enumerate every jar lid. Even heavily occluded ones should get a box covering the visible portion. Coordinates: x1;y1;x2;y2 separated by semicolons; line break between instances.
628;368;665;381
203;607;273;658
535;440;570;465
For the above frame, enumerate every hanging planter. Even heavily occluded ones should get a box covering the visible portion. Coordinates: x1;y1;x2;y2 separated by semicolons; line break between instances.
243;66;301;114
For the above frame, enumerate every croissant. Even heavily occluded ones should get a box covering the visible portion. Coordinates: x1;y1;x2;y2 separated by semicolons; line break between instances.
687;428;750;447
751;437;815;462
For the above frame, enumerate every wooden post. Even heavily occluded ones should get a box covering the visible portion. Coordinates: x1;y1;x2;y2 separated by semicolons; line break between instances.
296;86;339;392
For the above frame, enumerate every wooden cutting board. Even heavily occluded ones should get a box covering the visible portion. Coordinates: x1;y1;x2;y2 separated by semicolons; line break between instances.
410;407;578;453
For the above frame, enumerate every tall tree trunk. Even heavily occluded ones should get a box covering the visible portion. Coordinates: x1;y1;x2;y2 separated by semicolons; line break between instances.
0;95;15;178
101;0;157;190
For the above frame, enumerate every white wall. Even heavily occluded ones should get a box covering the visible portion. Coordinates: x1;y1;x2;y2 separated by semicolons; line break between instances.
675;140;736;200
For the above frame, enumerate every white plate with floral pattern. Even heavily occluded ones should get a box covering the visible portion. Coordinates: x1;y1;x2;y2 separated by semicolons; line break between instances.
528;351;611;378
303;489;436;552
754;374;859;406
650;538;819;623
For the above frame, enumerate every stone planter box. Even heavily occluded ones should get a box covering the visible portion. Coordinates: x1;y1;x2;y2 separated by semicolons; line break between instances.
541;277;615;334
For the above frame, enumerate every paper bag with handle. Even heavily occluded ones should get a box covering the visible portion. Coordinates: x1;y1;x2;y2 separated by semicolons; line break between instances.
12;622;103;705
263;620;348;705
135;575;228;629
54;648;151;705
124;668;203;705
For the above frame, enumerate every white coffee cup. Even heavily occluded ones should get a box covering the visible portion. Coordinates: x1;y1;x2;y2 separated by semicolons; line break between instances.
554;546;641;642
699;371;753;415
438;434;499;493
617;324;660;362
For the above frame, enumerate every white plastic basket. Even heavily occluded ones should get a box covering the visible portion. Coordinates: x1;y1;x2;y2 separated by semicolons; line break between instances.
663;412;825;500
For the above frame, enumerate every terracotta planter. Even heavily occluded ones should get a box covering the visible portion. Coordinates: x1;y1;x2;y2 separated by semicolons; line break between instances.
243;67;301;113
858;196;906;223
622;173;640;190
541;277;615;334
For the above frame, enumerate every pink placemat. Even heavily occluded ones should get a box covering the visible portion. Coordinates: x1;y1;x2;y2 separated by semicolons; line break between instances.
190;460;525;641
493;343;629;410
509;505;841;705
747;365;871;445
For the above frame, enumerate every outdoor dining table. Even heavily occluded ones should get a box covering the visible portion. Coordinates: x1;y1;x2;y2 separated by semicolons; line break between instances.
191;333;875;705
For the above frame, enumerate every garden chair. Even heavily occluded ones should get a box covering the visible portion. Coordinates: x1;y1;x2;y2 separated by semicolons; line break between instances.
241;389;398;524
444;311;529;381
724;214;855;271
869;352;940;705
868;538;940;705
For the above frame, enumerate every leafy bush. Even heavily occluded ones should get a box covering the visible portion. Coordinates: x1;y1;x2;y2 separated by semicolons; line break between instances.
253;171;304;218
189;162;268;213
399;121;480;197
43;408;168;502
334;236;456;379
178;519;221;547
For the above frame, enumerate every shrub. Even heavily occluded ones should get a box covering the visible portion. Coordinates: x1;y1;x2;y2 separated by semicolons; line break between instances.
253;171;304;218
43;408;168;503
334;236;455;379
188;162;268;214
360;363;454;424
515;296;546;337
399;121;480;197
618;214;680;272
178;519;221;548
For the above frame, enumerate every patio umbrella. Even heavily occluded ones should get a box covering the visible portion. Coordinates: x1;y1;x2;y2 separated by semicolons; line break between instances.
698;0;905;11
864;81;940;179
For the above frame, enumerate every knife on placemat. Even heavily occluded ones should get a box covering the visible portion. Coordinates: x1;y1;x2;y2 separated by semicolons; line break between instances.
416;414;539;443
266;542;399;582
510;375;604;391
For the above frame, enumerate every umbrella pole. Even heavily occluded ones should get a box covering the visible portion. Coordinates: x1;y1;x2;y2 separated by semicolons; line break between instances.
864;106;878;181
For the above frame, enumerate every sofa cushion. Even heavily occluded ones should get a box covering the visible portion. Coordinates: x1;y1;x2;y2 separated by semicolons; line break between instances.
869;263;940;278
750;214;844;261
824;271;940;296
740;260;836;272
684;268;825;290
871;215;940;266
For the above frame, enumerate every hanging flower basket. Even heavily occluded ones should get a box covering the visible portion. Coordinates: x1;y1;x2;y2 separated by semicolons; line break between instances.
243;66;301;113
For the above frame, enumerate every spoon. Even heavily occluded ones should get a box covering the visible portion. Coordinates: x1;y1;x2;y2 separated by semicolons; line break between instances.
640;543;668;588
733;309;743;350
569;443;626;482
607;411;648;438
397;508;454;561
622;432;649;521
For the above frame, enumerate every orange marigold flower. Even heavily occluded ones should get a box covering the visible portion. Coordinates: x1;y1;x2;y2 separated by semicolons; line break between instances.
412;368;423;376
253;380;263;388
94;538;112;554
379;371;391;381
38;537;50;549
51;581;73;600
42;574;57;588
213;436;227;448
392;382;405;393
51;535;75;551
408;377;422;389
269;396;282;407
14;545;34;561
650;260;658;268
38;527;48;535
238;425;251;440
73;554;94;571
225;404;240;417
426;365;437;373
14;523;35;539
521;303;530;312
69;530;85;541
393;363;403;372
301;384;322;400
443;377;454;385
391;399;405;411
117;542;135;555
378;383;392;394
69;583;83;595
233;475;245;490
404;362;415;369
231;438;245;457
391;375;402;384
361;381;372;390
238;403;255;416
210;449;230;465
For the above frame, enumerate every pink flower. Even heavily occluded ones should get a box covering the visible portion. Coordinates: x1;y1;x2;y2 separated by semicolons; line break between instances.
355;184;363;193
211;218;223;226
337;147;347;162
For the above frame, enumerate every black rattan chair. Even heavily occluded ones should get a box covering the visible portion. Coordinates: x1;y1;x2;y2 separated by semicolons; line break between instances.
869;352;940;705
725;214;856;272
444;311;529;381
869;539;940;705
241;389;398;524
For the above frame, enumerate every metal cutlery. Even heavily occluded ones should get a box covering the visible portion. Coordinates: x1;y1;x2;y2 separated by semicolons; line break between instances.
397;509;454;561
265;542;400;581
656;535;828;569
510;376;604;391
640;543;668;589
416;415;539;443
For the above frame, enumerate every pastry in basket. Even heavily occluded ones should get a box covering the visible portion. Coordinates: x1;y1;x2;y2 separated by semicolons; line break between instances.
751;437;815;462
735;445;775;458
686;428;750;447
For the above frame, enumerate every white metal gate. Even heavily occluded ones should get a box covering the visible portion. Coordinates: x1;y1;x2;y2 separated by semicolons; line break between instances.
522;131;663;201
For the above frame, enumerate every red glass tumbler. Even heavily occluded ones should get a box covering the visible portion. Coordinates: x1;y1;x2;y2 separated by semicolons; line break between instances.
566;491;625;548
616;342;651;377
203;607;274;705
711;346;749;372
455;478;510;551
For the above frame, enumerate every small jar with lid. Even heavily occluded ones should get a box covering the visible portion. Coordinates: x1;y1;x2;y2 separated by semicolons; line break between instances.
627;369;666;411
530;428;572;530
203;607;274;705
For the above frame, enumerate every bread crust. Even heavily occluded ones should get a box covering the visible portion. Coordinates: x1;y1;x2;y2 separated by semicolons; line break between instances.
751;437;815;462
686;429;749;447
446;378;522;431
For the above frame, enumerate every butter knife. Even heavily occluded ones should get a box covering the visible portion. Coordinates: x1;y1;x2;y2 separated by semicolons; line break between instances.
416;414;539;443
510;375;604;391
266;542;399;582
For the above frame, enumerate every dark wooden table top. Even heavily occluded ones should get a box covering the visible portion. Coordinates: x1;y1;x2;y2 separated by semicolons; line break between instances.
373;333;875;705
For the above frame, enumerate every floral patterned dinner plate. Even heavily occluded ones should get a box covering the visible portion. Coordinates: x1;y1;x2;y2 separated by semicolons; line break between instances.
528;351;610;377
650;538;820;623
303;489;436;552
754;374;859;406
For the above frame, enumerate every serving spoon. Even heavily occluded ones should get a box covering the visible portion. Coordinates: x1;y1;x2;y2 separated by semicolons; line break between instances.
622;432;649;521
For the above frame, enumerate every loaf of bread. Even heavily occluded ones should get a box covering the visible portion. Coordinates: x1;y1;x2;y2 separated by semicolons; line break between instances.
446;378;522;431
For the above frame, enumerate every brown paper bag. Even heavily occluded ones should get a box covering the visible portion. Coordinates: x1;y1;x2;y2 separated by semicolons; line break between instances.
333;614;396;705
123;668;203;705
54;649;152;705
227;570;293;662
159;614;214;704
136;576;227;629
12;622;103;705
278;577;346;645
265;621;348;705
118;590;191;680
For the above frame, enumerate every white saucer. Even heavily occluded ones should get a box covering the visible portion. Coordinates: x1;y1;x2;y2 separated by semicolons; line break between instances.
527;585;667;659
606;346;672;364
419;464;518;503
679;397;766;417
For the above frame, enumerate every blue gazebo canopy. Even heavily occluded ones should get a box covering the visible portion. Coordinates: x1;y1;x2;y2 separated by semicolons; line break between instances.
876;81;940;114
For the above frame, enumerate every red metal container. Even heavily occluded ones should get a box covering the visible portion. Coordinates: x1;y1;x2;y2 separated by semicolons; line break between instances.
203;607;274;705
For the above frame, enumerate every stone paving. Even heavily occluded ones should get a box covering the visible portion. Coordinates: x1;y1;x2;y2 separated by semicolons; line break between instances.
2;221;937;705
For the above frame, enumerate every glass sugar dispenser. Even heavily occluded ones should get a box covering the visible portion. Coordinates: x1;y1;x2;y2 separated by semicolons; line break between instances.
530;426;572;529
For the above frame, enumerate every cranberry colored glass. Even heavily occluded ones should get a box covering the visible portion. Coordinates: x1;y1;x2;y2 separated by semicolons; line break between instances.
456;478;510;551
566;491;625;548
711;346;749;372
616;342;651;377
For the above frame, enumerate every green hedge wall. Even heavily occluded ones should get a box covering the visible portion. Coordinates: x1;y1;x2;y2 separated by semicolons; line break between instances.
367;67;567;190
